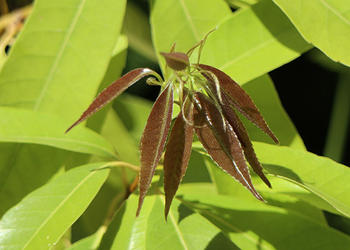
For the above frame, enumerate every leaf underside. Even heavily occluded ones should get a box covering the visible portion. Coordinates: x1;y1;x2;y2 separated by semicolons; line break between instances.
138;84;174;216
66;68;156;133
198;64;279;144
193;92;263;201
163;99;194;219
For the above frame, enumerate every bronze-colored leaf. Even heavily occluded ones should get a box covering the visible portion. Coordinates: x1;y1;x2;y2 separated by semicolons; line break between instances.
194;92;264;201
221;99;271;188
160;52;190;71
66;68;157;133
198;64;279;144
163;100;194;219
137;84;174;216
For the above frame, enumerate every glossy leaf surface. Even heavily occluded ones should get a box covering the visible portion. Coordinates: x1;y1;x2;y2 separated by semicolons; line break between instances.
138;84;174;215
194;93;263;201
0;107;116;159
66;68;157;133
0;163;109;249
199;64;279;144
164;103;194;218
272;0;350;66
161;52;190;71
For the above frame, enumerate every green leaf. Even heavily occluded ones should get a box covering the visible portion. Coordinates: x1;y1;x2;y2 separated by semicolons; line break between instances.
0;0;126;216
151;0;231;72
0;0;127;120
181;193;350;249
0;107;116;159
0;163;110;249
254;142;350;217
99;194;226;250
69;227;105;250
272;0;350;66
200;0;312;84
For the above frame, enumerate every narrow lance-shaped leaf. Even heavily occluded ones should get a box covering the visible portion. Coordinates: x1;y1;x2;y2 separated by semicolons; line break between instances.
138;84;174;216
160;52;190;71
198;64;279;144
193;92;263;201
66;68;158;133
205;80;271;188
163;99;194;219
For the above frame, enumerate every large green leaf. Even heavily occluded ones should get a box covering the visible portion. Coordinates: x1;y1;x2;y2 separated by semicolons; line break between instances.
272;0;350;66
150;0;231;73
200;0;312;84
0;163;110;249
0;0;126;216
99;194;227;250
0;107;116;159
181;193;350;249
254;142;350;217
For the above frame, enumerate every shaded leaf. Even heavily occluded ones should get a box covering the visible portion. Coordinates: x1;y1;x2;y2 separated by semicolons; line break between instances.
160;52;190;71
193;92;263;201
138;84;174;215
0;163;109;249
0;107;116;159
164;101;194;218
272;0;350;66
181;193;350;250
66;68;159;133
199;64;279;144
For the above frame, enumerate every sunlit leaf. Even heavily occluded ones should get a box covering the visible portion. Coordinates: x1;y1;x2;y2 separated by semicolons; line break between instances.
194;92;263;201
0;163;109;249
138;84;174;215
164;101;194;218
199;64;279;144
66;68;159;133
272;0;350;66
0;107;116;159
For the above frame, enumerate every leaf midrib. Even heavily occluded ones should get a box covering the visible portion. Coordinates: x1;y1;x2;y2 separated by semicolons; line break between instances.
22;170;96;249
33;0;87;110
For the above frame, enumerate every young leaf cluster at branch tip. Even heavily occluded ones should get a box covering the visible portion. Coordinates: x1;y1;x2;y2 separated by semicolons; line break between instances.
65;32;279;219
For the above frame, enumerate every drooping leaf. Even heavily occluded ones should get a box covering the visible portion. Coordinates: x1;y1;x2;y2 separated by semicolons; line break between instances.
0;107;116;159
199;64;279;144
200;0;312;84
0;163;109;249
66;68;160;133
221;102;271;188
138;84;174;216
160;52;190;71
163;101;194;218
193;92;263;201
272;0;350;66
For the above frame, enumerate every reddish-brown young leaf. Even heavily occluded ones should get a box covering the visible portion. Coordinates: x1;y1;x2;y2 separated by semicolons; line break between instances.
160;52;190;71
221;98;271;188
193;92;264;201
66;68;157;133
163;100;194;219
137;84;174;216
205;80;271;188
198;64;279;144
